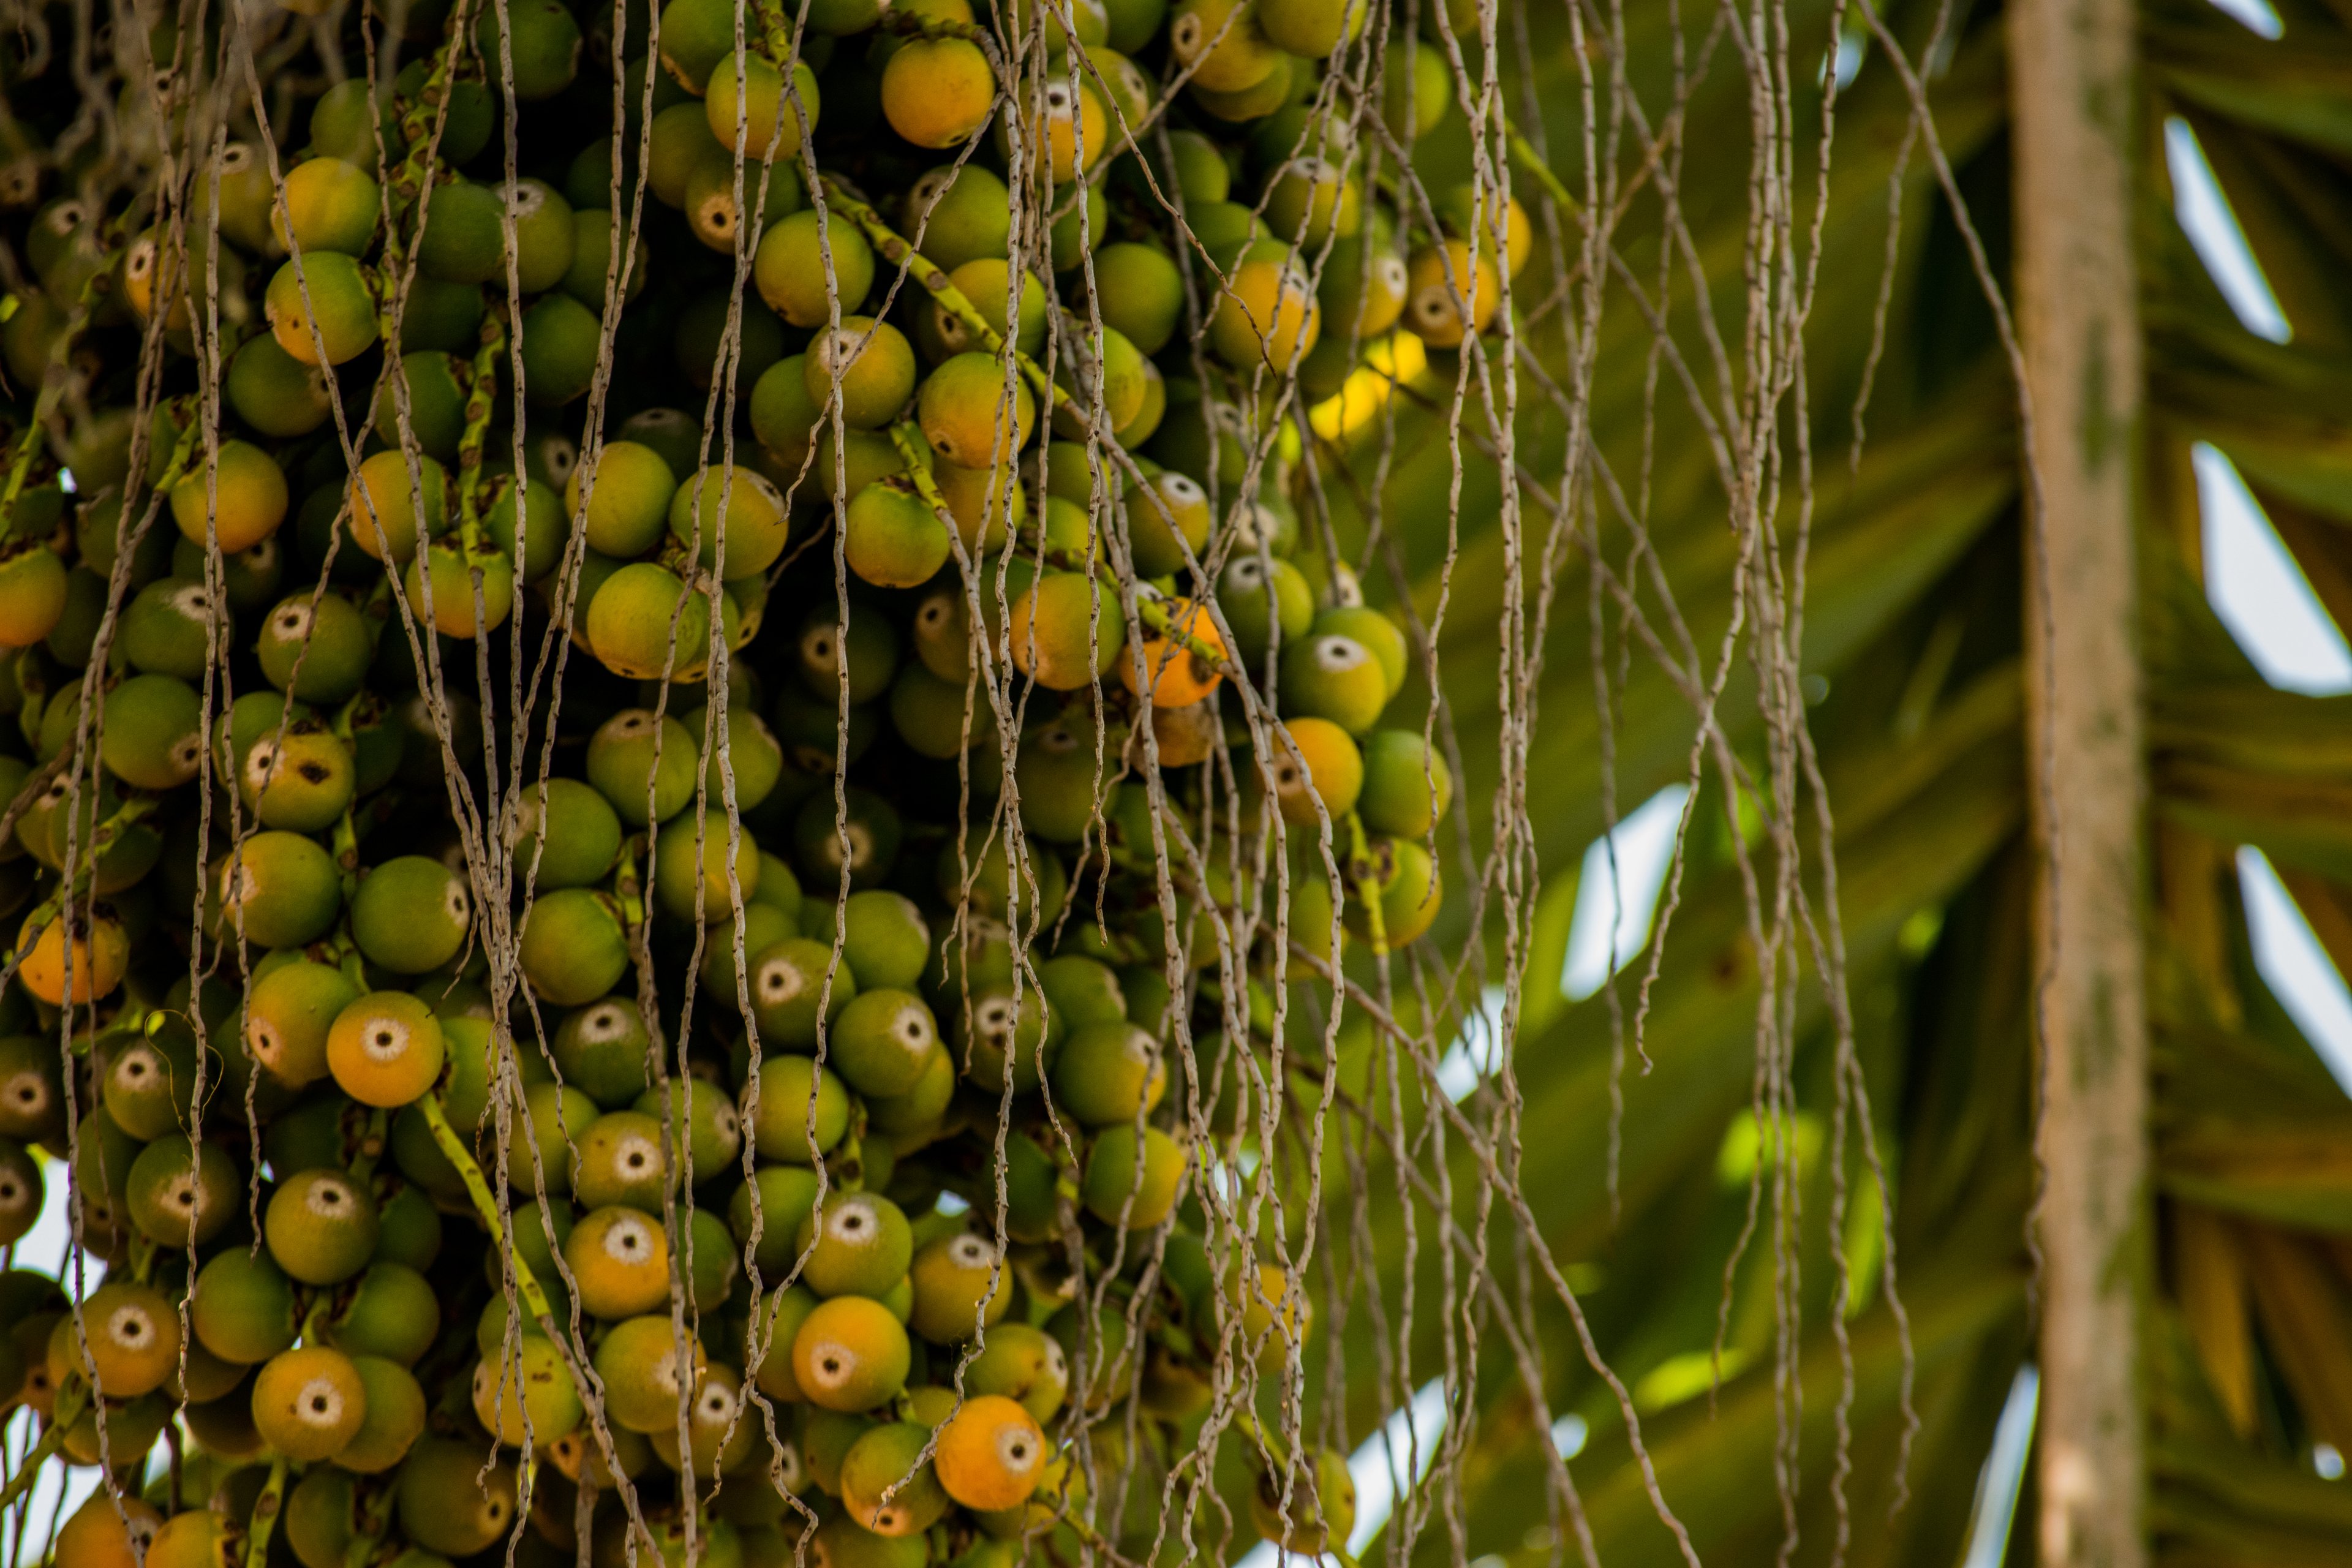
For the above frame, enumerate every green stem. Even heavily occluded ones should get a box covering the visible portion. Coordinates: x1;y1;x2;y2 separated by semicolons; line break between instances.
0;1422;64;1510
244;1455;291;1568
1504;123;1578;215
1343;811;1389;958
415;1093;564;1331
821;181;1063;417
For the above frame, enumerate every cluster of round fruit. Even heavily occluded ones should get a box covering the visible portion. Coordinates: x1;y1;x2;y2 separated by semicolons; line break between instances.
0;0;1519;1553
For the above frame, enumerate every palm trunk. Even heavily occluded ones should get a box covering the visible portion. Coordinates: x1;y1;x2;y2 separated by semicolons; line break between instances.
2009;0;2154;1561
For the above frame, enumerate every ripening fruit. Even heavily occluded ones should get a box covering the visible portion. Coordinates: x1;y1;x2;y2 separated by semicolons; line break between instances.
1174;0;1279;93
275;157;380;254
327;992;446;1109
1210;246;1321;371
0;541;66;647
747;935;854;1048
1008;570;1126;690
793;1294;912;1412
145;1513;230;1568
756;209;874;327
55;1492;162;1568
1257;0;1364;55
61;1280;179;1397
253;1344;368;1462
908;1232;1012;1343
806;317;918;429
267;1167;380;1284
651;815;763;921
236;718;354;832
706;51;821;160
882;39;996;148
347;449;450;566
1438;182;1534;279
1280;632;1388;733
1403;239;1499;347
588;562;716;680
1264;156;1360;247
935;1394;1047;1510
594;1315;705;1433
685;154;803;253
519;292;605;405
170;438;288;552
1268;715;1362;825
921;352;1036;469
1251;1447;1357;1553
327;1263;440;1368
514;777;624;889
16;905;129;1006
568;439;679;557
1082;1122;1186;1228
405;539;516;639
670;464;793;578
842;1422;952;1537
567;1204;673;1317
1024;76;1109;183
267;251;379;365
1122;597;1224;707
243;960;359;1091
651;1360;755;1474
472;1336;584;1448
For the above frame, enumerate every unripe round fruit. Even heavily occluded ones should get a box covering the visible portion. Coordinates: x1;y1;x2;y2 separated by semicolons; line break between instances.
756;209;873;327
266;1167;380;1285
568;439;679;557
267;251;379;365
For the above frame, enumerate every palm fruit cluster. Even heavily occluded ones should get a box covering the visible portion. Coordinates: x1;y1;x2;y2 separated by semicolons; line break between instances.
0;0;1520;1557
